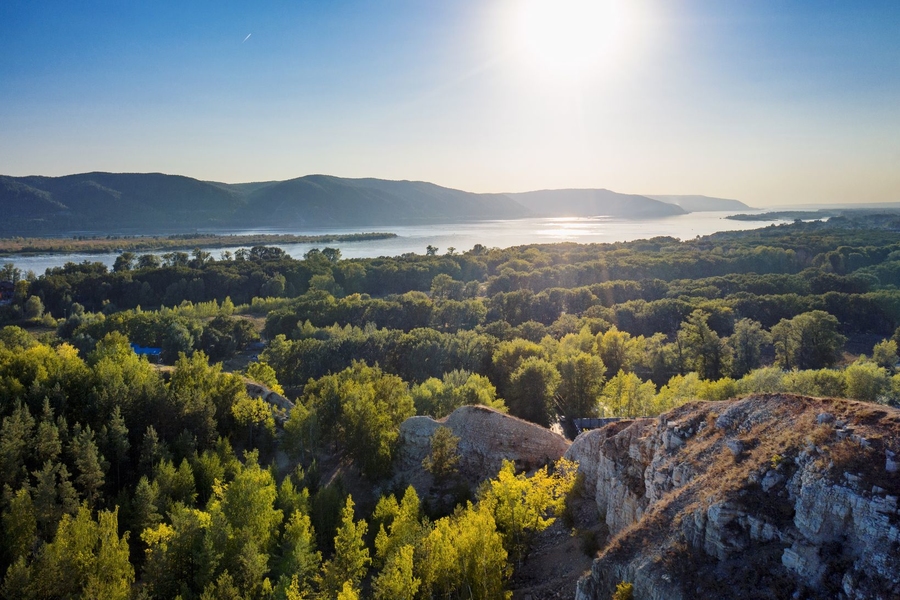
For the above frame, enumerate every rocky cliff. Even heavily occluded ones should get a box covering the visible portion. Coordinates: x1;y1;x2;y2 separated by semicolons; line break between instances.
396;405;570;496
566;394;900;600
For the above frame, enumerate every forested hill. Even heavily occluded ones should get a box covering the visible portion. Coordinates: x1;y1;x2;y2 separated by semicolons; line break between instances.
0;173;246;235
503;188;686;218
647;194;752;212
0;172;737;235
226;175;529;228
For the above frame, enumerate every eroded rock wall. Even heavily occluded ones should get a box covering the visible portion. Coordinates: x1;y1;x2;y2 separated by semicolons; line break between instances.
397;405;570;495
567;395;900;600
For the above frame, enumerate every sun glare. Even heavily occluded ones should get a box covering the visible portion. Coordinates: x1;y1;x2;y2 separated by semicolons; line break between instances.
511;0;636;81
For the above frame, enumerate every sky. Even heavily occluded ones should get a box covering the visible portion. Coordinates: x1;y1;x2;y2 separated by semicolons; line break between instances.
1;0;899;207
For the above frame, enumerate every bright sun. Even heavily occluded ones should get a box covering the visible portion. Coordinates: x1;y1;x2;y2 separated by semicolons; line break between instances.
512;0;636;80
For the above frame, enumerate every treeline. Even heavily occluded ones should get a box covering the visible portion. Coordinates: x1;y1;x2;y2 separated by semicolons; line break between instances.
5;222;900;323
0;232;397;255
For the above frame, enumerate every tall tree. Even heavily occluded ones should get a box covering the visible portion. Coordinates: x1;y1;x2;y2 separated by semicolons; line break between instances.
372;545;419;600
2;487;37;564
772;310;846;370
319;496;370;598
105;405;129;489
34;399;62;464
728;318;770;378
677;310;731;381
0;402;35;489
507;357;560;426
70;425;106;507
10;506;133;600
554;351;606;419
276;510;321;596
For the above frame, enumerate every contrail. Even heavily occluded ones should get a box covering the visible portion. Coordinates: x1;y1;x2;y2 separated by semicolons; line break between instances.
243;33;252;43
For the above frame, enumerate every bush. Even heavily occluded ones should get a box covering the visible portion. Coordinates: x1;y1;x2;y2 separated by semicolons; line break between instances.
613;581;634;600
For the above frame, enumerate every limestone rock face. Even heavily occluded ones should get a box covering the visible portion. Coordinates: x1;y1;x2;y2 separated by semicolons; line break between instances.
568;395;900;600
397;405;570;494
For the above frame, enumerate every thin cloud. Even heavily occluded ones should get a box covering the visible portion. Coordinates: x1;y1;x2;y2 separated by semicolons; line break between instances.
243;33;252;43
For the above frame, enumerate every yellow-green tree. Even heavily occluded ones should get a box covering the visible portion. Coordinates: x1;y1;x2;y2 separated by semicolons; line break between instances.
599;371;656;417
596;327;635;377
209;451;283;596
246;361;285;395
275;510;320;597
372;544;420;600
319;496;370;598
301;362;414;478
373;486;424;569
479;459;577;564
8;505;133;600
417;502;511;600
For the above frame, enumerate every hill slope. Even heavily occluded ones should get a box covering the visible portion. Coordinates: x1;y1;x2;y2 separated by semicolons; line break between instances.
567;394;900;600
0;172;245;234
236;175;530;227
648;194;753;212
0;172;745;235
506;188;686;219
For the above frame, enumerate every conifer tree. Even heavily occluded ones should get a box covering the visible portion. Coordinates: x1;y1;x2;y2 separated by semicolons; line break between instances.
0;401;35;489
70;426;106;507
319;496;369;598
35;399;61;464
276;510;320;595
105;405;129;488
372;544;419;600
2;487;36;563
139;425;165;477
131;476;162;535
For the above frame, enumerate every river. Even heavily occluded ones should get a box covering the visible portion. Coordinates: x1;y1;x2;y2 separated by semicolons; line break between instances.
2;211;778;274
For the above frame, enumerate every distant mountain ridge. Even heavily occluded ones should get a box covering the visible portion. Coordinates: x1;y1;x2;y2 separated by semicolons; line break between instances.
506;188;686;218
647;194;753;212
0;172;746;235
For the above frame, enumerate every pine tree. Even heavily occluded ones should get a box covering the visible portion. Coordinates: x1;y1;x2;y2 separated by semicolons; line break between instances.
131;476;162;535
35;399;61;464
70;425;106;507
105;405;130;489
0;401;35;489
19;505;133;599
372;544;419;600
138;425;165;477
336;581;360;600
319;496;370;597
277;510;321;594
3;487;37;563
32;461;78;537
199;571;243;600
374;486;422;567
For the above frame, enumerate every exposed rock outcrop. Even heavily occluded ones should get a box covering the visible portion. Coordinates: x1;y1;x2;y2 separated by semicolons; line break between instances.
567;395;900;600
396;405;570;496
244;380;293;412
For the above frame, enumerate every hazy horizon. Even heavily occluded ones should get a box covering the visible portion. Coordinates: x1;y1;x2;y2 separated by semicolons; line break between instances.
2;1;899;207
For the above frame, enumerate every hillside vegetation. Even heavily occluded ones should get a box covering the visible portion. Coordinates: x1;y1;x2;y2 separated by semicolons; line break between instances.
0;172;744;235
0;218;899;598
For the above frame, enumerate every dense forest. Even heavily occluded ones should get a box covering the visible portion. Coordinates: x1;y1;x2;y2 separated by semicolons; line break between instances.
2;217;900;598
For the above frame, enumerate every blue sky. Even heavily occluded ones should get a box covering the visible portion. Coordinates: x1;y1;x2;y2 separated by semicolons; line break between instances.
2;0;899;206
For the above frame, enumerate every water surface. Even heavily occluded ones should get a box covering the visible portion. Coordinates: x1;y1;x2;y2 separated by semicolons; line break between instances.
3;212;777;274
